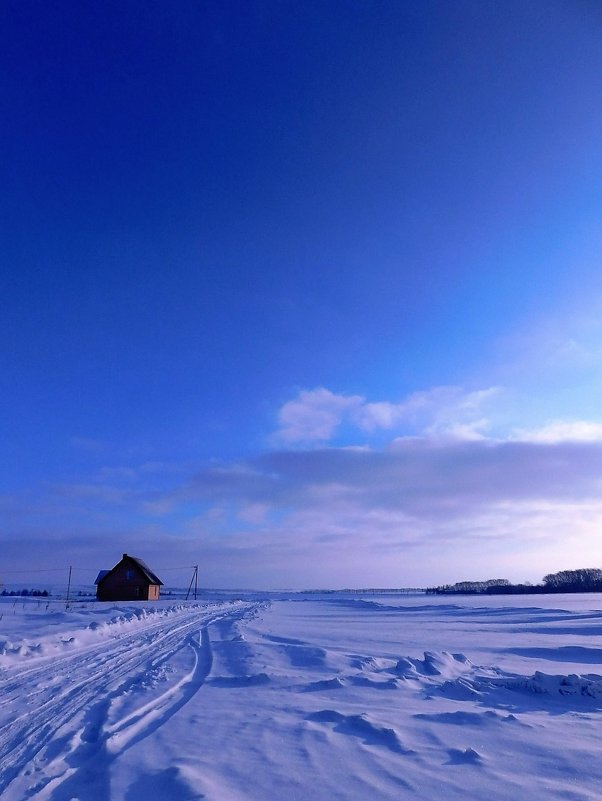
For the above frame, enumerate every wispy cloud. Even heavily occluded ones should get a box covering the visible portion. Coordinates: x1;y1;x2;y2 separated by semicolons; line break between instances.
185;439;602;517
274;387;364;443
512;420;602;443
6;434;602;586
10;378;602;587
166;437;602;584
272;385;500;445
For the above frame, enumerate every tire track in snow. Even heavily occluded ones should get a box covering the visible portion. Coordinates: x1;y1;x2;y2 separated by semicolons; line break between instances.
106;625;213;753
0;602;258;799
0;604;214;694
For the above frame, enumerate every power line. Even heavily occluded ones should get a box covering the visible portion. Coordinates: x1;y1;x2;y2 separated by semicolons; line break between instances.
0;568;70;574
1;564;197;575
147;565;197;572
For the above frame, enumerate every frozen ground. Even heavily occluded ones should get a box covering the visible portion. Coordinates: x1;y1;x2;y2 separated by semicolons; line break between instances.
2;592;602;800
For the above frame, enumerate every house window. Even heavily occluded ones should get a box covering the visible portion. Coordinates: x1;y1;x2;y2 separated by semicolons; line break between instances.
126;570;133;580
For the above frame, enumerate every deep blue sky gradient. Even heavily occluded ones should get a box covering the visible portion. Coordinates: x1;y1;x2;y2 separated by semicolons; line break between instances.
3;2;602;584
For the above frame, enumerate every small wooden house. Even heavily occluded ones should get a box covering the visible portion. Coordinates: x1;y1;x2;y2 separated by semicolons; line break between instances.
95;553;163;601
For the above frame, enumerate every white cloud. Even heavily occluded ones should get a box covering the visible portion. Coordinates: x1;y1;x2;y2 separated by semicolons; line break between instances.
8;434;602;587
400;386;498;439
513;420;602;443
353;400;405;430
14;375;602;587
273;385;499;444
159;438;602;584
274;387;363;444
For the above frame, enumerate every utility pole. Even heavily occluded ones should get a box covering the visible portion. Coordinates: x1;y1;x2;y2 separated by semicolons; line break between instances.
186;565;199;601
66;566;72;609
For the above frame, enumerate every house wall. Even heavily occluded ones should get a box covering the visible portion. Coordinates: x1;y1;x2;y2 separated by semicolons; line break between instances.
96;560;160;601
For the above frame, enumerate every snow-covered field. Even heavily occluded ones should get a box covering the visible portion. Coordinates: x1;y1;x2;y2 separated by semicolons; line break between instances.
2;592;602;800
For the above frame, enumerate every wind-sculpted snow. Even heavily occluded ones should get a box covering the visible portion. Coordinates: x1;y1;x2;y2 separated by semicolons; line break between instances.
392;649;602;708
2;593;602;799
395;650;474;678
498;670;602;699
306;709;414;754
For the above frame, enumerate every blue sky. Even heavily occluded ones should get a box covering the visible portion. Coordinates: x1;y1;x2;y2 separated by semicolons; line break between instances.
3;1;602;588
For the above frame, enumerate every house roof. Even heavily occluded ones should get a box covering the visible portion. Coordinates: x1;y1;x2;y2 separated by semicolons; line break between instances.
95;554;164;586
127;555;163;586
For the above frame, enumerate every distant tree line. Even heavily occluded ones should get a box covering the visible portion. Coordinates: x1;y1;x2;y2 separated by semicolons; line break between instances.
1;589;50;597
427;569;602;595
542;568;602;592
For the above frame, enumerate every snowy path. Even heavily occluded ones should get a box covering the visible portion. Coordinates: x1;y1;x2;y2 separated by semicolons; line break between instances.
0;600;259;800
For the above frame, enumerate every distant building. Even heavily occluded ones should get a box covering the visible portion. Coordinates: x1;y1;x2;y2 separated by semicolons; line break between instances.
95;553;163;601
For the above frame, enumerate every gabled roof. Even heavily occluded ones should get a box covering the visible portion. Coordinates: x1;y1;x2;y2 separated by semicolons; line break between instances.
127;555;163;586
94;569;110;585
96;553;164;586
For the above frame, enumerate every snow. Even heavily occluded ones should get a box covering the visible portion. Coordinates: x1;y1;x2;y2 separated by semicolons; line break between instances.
2;592;602;799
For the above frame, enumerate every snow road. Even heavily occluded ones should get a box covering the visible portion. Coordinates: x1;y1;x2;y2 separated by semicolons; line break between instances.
0;600;260;800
